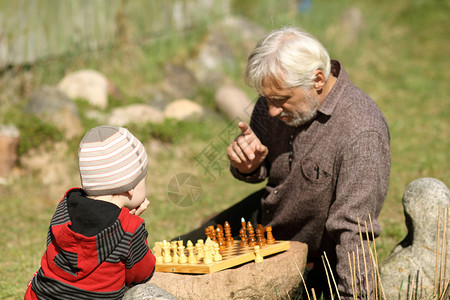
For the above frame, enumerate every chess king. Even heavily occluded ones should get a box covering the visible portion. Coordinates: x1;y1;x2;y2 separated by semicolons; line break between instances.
176;26;390;299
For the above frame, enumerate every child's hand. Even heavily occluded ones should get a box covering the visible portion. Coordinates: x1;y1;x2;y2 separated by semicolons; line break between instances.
129;198;149;216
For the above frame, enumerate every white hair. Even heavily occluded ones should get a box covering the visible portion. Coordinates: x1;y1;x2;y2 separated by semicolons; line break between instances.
245;27;331;93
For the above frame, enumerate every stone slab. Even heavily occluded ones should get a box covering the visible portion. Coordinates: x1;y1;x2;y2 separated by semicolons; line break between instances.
147;241;307;300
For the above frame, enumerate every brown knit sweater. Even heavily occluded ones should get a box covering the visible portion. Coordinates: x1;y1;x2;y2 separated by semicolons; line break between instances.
231;60;391;297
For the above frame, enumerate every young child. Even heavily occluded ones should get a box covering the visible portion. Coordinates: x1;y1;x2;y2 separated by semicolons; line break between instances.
25;125;156;299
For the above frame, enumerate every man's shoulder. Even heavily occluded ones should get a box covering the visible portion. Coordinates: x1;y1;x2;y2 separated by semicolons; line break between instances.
336;80;387;127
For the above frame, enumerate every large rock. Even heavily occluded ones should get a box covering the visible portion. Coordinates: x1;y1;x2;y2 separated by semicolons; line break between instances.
164;99;205;121
380;178;450;299
20;141;79;196
58;69;109;109
25;85;82;139
123;283;178;300
108;104;165;126
185;16;265;88
215;85;255;123
0;124;20;178
214;16;266;57
161;63;197;99
146;241;307;300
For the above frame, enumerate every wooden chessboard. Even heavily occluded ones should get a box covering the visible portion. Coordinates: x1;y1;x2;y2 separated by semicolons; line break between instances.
155;240;290;274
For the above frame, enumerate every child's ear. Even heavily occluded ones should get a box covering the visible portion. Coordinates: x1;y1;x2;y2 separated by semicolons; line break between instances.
126;189;134;198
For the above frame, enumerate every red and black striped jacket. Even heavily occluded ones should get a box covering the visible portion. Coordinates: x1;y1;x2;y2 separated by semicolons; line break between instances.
25;188;156;299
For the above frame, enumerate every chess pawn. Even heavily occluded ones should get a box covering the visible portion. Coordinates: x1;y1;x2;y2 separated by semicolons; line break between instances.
254;245;264;263
224;222;234;246
171;243;179;264
203;245;213;264
256;228;266;247
170;241;177;255
265;226;276;244
248;226;256;247
213;243;222;261
178;244;188;264
196;241;204;261
153;242;164;263
224;221;232;238
162;240;172;263
209;226;217;242
246;221;253;231
257;224;266;243
239;227;248;247
225;232;234;246
187;240;197;264
216;228;226;251
205;227;212;240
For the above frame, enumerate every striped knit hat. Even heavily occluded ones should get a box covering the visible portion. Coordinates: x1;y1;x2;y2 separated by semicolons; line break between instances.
78;126;148;196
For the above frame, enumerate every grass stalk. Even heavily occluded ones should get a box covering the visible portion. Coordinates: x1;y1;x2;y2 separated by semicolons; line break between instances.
353;252;357;299
357;245;362;298
312;288;317;300
414;270;419;300
348;252;357;299
364;221;376;300
322;255;334;300
441;206;449;294
434;207;441;297
292;258;311;300
407;273;413;300
438;280;449;300
369;215;386;300
324;251;341;300
358;218;370;298
438;207;446;296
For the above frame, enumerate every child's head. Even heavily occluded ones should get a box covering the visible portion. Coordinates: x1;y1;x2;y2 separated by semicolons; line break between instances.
78;126;148;198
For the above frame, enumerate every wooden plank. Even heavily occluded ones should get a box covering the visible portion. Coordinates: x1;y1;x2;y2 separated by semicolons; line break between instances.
155;240;290;274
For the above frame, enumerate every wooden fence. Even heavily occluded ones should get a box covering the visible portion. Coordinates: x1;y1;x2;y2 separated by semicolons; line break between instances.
0;0;230;68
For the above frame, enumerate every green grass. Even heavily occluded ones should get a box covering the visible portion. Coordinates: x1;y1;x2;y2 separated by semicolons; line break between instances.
0;0;449;298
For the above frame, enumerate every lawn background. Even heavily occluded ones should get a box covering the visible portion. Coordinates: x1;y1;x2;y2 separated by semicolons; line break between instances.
0;0;448;298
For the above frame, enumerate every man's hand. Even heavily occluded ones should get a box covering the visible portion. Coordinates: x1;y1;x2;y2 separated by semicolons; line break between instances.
129;198;149;216
226;122;268;174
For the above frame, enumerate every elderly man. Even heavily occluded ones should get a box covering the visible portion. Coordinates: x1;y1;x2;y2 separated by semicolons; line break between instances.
179;26;390;298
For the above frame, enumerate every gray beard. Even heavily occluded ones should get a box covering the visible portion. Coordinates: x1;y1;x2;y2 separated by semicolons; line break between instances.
280;94;320;127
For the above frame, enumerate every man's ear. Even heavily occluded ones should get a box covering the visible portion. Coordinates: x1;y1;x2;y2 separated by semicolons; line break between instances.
313;70;326;91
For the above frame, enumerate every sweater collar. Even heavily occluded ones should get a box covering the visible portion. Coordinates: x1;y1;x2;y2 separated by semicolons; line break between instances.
318;60;348;117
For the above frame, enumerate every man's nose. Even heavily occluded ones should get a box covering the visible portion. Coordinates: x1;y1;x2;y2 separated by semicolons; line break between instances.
268;104;283;117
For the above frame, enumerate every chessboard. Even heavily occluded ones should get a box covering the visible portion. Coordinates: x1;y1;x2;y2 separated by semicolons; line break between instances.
153;219;290;274
155;240;290;274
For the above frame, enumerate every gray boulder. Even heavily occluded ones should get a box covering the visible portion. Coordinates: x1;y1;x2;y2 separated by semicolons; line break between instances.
123;284;178;300
161;63;197;100
108;104;164;126
215;84;255;123
380;178;450;299
0;124;20;178
186;16;266;88
164;98;205;121
58;69;109;109
25;85;82;139
147;241;307;300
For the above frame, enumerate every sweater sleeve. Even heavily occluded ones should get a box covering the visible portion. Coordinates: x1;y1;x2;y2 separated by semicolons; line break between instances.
325;131;390;298
125;222;156;286
230;164;268;183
